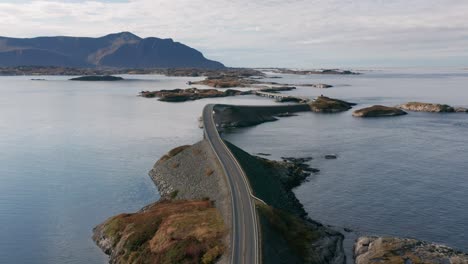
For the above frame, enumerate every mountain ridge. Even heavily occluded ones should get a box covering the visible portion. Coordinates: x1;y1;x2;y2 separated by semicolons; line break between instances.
0;32;225;69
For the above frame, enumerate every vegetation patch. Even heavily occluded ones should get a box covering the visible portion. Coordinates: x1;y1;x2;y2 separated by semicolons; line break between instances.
94;200;226;264
258;204;319;261
159;145;191;162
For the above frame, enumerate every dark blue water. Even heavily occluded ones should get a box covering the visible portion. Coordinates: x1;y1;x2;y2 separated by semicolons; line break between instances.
224;68;468;252
1;69;467;263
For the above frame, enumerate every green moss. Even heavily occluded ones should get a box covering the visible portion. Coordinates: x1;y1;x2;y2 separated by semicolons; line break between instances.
125;218;162;251
161;238;204;264
170;190;179;199
202;245;224;264
103;216;125;245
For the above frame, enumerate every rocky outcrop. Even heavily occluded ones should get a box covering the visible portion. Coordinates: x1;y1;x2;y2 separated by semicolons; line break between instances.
272;68;360;75
455;107;468;113
309;83;333;88
93;200;226;264
213;104;310;128
353;105;407;117
309;96;356;113
355;237;468;264
69;75;124;81
226;142;345;264
140;88;249;102
398;102;455;112
259;86;296;92
192;76;260;88
94;141;232;264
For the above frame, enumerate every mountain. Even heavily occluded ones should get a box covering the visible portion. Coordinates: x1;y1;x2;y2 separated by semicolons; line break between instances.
0;32;225;69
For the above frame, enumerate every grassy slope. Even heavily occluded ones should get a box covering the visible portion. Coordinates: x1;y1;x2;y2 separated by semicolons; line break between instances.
96;200;225;264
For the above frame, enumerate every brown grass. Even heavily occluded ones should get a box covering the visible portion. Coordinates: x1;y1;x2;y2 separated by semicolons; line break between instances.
100;200;226;264
159;145;191;162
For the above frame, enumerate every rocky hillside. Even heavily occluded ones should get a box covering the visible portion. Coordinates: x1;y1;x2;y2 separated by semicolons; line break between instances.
226;141;345;264
0;32;224;69
93;200;226;264
355;237;468;264
94;141;232;264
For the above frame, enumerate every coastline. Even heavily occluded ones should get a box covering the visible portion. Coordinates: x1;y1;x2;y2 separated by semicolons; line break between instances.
92;102;468;263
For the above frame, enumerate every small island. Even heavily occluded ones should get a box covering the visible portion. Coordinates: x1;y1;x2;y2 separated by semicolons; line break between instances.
69;75;124;81
270;68;361;75
398;102;468;113
140;88;248;102
309;96;356;113
353;105;408;117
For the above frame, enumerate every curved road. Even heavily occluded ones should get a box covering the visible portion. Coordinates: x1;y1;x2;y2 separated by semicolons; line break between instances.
202;104;260;264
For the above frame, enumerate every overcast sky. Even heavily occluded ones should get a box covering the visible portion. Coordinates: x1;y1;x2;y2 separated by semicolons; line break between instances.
1;0;467;67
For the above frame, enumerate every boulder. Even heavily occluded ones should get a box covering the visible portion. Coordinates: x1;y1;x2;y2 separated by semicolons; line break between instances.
353;105;407;117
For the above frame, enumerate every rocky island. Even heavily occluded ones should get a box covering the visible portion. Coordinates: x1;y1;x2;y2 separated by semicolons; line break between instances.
355;237;468;264
309;96;356;113
270;68;360;75
353;105;408;117
190;76;261;88
139;88;249;102
70;75;124;81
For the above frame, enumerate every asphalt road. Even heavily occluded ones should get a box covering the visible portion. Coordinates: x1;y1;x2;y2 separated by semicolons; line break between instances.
202;104;259;264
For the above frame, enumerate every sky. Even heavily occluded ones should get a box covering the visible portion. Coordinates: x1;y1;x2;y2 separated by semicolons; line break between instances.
0;0;467;68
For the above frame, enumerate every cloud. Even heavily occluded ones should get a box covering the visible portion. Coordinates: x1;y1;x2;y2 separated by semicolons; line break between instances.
0;0;467;67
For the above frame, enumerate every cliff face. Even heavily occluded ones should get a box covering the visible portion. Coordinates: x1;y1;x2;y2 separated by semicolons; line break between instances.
0;32;225;69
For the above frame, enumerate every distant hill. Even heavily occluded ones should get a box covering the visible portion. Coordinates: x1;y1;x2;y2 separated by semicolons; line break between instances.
0;32;225;69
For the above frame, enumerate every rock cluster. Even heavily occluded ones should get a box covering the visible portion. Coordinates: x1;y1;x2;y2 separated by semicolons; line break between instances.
355;237;468;264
